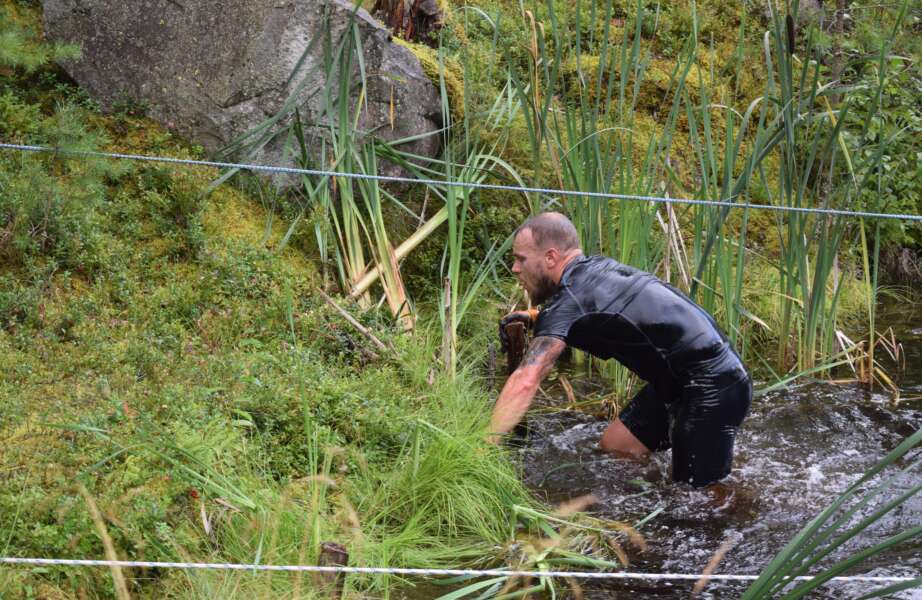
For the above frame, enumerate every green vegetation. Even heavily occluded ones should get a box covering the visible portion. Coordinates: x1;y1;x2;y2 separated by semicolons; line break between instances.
431;0;919;397
0;7;617;600
1;0;920;598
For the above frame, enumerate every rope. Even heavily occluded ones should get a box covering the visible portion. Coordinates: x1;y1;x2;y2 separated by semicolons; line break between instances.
2;143;921;222
1;557;917;584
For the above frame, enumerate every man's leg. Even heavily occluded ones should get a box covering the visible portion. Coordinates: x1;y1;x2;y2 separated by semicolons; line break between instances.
670;375;752;488
600;419;650;457
601;385;671;457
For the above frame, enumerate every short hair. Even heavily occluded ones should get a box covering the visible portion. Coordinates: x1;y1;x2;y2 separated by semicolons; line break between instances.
516;212;580;252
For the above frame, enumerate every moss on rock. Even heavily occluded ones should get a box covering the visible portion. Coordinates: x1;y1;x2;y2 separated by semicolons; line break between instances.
394;36;465;122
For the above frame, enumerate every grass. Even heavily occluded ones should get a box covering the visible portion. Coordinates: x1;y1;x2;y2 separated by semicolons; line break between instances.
0;190;552;598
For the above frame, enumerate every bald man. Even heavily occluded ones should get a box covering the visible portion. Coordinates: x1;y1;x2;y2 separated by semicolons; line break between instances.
490;212;751;488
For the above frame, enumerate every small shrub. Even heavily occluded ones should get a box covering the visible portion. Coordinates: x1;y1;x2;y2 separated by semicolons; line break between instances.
0;103;131;277
0;274;39;331
110;93;150;119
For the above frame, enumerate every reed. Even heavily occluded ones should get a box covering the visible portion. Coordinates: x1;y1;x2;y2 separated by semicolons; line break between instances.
751;0;910;381
371;32;529;376
224;9;429;326
502;0;704;397
493;0;910;395
214;0;906;390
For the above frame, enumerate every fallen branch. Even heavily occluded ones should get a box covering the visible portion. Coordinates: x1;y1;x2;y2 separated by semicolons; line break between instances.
319;289;389;353
319;542;349;600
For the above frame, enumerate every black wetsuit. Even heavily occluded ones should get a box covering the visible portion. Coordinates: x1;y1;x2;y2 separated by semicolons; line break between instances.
533;255;751;487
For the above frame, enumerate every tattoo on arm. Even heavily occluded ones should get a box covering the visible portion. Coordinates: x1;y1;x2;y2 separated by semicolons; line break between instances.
521;336;565;368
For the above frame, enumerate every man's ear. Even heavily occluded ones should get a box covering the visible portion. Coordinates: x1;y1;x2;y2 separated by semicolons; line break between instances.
544;247;560;266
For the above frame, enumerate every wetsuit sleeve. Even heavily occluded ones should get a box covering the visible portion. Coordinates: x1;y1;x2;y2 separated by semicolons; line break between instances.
532;291;581;342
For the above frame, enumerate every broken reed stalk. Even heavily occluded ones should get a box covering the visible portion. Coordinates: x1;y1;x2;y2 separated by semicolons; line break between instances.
693;532;742;597
504;321;527;374
318;289;388;352
78;483;132;600
559;373;577;407
349;206;449;298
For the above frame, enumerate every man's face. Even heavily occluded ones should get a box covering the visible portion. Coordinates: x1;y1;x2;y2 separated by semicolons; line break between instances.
511;228;558;305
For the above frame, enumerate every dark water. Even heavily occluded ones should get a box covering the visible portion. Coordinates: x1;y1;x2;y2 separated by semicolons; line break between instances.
516;302;922;599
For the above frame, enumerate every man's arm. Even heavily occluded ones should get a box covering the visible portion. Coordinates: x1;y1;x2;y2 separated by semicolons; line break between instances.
488;336;567;443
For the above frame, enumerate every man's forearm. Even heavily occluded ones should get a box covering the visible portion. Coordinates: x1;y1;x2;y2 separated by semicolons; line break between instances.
488;368;540;441
487;335;566;443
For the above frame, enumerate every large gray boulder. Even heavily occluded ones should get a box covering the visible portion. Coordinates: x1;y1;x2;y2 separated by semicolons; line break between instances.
42;0;442;180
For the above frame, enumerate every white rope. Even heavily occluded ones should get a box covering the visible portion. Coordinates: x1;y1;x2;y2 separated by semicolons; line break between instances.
0;557;917;584
2;143;921;222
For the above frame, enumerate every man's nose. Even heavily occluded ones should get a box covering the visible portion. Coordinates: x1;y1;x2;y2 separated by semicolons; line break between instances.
511;263;520;274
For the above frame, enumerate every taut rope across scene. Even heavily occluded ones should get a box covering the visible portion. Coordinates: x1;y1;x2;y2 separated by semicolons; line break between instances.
2;143;921;223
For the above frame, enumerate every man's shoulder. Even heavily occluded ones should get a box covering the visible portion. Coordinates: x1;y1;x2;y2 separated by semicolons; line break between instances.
565;255;644;285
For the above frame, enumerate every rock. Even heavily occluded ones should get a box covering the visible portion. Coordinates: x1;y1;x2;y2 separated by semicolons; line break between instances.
42;0;443;183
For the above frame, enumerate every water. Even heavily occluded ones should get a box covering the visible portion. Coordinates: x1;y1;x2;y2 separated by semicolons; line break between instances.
515;301;922;598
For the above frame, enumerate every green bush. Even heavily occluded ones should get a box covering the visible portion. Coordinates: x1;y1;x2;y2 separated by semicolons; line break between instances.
0;13;80;73
845;58;922;246
136;167;207;259
0;5;133;277
0;274;39;331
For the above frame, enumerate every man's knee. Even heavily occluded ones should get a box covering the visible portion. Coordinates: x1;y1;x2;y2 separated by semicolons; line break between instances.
600;419;651;457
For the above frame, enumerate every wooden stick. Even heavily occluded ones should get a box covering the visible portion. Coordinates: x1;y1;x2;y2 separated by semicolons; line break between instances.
319;542;349;600
319;290;389;352
504;321;527;374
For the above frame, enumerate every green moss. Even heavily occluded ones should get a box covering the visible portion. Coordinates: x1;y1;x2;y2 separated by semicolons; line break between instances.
395;37;465;122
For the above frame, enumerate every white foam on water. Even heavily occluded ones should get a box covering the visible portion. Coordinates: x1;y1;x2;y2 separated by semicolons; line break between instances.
519;380;922;599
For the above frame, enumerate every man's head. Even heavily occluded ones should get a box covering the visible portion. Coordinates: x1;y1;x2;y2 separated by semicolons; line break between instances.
512;212;583;305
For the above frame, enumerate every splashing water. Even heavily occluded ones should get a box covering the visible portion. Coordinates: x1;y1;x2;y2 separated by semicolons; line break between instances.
517;304;922;599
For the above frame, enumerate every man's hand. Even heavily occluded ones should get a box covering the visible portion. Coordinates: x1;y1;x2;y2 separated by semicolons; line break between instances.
499;309;539;352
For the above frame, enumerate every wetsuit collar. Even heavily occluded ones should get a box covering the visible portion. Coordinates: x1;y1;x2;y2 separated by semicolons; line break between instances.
556;253;587;288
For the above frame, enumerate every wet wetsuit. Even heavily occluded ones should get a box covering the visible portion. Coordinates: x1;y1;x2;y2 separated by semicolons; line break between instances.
533;255;752;487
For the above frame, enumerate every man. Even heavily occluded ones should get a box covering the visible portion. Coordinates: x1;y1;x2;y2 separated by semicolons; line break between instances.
489;212;751;488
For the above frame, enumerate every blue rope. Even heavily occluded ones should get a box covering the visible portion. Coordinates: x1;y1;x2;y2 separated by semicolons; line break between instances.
2;142;921;222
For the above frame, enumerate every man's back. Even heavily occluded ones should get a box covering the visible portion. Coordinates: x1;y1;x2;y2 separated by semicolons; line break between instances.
533;255;734;385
